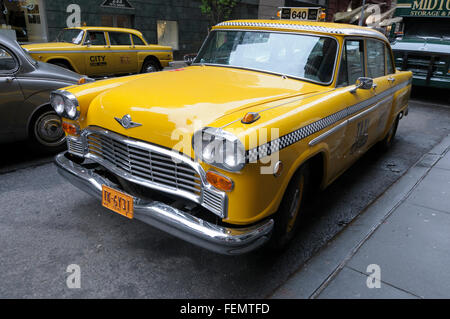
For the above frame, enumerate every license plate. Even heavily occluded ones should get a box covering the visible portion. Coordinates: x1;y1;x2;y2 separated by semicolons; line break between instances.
102;185;134;219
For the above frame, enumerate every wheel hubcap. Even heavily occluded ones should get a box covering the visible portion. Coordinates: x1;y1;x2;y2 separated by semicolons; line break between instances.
145;64;157;73
34;112;65;147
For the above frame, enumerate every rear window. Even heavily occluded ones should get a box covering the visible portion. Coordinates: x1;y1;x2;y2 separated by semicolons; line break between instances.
109;32;131;45
366;40;386;78
132;35;145;45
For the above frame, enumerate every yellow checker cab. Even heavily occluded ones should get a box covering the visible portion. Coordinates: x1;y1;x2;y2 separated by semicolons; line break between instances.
53;19;412;255
22;27;173;76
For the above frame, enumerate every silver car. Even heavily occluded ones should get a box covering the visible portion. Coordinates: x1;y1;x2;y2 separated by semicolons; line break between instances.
0;34;83;151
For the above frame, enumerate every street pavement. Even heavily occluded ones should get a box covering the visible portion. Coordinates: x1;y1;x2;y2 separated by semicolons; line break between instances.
0;86;449;298
271;133;450;299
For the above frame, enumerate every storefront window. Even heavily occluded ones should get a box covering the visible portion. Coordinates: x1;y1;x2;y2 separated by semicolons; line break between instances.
0;0;47;43
101;15;133;28
157;20;178;50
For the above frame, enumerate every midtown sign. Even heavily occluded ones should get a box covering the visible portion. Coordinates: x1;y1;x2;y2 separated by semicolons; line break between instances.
410;0;450;16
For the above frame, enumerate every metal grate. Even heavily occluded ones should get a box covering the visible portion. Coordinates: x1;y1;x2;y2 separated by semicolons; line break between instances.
202;187;226;218
67;137;85;157
86;132;201;196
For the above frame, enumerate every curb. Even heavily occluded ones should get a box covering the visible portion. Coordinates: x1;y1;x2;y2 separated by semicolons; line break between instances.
270;133;450;299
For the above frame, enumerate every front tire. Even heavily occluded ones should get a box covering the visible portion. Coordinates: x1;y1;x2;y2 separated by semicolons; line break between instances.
30;110;66;152
268;164;310;251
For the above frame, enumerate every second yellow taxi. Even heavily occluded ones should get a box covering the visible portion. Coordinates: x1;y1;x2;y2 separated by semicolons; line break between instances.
23;26;173;76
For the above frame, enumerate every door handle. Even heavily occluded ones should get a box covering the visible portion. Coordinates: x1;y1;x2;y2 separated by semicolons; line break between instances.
388;77;396;83
5;77;14;83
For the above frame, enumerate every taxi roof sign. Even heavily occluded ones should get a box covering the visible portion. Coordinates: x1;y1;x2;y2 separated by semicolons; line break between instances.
278;7;325;21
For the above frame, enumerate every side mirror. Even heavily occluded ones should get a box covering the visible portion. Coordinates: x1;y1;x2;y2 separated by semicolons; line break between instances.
183;54;197;66
84;39;92;46
350;77;374;93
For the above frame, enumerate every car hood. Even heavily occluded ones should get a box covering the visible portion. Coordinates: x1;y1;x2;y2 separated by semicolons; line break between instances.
23;42;80;52
86;66;323;151
391;38;450;55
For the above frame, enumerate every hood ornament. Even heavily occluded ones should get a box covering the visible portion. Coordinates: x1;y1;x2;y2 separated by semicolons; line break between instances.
114;114;142;129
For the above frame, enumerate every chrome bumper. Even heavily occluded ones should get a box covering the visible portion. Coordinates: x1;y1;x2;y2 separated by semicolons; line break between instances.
55;152;274;255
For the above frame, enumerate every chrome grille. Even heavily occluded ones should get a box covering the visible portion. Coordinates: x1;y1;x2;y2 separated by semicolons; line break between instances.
67;137;85;157
86;132;202;196
202;187;226;218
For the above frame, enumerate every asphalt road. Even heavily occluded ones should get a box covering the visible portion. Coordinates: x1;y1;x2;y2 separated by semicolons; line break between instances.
0;87;449;298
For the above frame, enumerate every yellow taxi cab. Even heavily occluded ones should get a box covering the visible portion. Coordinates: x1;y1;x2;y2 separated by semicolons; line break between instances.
22;27;173;76
52;19;412;255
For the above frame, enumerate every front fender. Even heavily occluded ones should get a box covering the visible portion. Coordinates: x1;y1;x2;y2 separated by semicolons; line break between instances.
59;73;150;125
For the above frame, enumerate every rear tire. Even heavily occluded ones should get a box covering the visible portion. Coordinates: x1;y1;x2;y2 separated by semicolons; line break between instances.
141;59;160;73
267;163;310;252
30;109;66;153
378;114;400;150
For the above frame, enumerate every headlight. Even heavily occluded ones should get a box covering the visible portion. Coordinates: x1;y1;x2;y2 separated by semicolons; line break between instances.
50;90;80;120
193;127;246;172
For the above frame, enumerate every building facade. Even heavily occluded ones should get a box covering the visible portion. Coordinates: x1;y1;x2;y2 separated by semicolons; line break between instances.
0;0;396;59
0;0;258;58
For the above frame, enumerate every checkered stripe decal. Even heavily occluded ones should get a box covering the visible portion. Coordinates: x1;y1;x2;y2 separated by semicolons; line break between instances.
244;76;412;163
246;108;348;163
216;21;343;34
214;22;387;41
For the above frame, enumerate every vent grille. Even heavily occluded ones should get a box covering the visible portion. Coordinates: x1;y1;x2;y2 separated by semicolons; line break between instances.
67;137;85;157
202;187;226;218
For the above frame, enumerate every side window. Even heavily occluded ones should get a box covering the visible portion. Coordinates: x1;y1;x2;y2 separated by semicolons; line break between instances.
109;32;131;45
366;40;385;78
385;45;394;74
132;35;145;46
337;40;364;87
0;47;17;73
85;31;106;46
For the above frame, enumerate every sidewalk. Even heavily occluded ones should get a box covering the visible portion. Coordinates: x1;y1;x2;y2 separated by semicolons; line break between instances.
271;133;450;299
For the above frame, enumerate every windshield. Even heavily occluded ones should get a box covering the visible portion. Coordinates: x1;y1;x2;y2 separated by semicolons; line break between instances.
55;29;84;44
194;30;338;84
403;18;450;40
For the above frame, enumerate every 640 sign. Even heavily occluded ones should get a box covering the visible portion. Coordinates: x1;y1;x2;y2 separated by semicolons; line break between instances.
101;0;134;9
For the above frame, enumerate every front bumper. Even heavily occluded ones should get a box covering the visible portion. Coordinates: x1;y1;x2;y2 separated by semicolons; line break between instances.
55;152;274;255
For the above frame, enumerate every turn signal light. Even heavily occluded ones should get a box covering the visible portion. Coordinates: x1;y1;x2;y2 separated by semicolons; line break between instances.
241;112;260;124
62;121;80;136
77;77;87;85
206;171;234;192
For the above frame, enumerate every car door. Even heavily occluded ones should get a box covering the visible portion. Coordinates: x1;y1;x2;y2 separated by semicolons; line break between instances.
84;31;111;76
365;39;395;143
333;39;375;170
338;38;390;164
108;31;138;74
0;45;24;142
384;43;409;133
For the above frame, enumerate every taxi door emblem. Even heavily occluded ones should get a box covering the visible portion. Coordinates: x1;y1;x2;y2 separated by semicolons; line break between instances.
114;114;142;129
